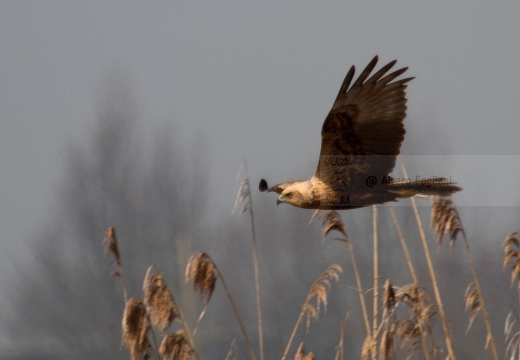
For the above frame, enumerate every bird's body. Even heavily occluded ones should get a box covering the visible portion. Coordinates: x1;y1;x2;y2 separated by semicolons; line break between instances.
260;56;461;209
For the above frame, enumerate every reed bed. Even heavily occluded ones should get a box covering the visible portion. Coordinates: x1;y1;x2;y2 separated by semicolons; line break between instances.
102;168;516;359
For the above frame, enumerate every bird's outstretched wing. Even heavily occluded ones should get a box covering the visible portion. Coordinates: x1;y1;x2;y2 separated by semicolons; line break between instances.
314;56;413;186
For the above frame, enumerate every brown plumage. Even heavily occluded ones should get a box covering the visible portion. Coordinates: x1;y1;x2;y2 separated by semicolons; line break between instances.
259;56;461;209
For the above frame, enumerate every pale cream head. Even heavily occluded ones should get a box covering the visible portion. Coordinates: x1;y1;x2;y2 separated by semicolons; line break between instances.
277;181;312;207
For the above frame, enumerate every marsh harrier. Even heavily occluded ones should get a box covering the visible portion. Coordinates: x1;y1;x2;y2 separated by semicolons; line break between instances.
260;56;461;209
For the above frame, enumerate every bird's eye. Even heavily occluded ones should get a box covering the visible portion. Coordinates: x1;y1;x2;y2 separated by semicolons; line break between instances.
286;192;293;198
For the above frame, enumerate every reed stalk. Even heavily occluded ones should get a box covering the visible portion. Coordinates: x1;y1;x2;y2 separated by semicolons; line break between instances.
389;206;434;360
215;265;257;360
398;156;456;359
234;162;264;360
371;205;379;360
282;264;342;360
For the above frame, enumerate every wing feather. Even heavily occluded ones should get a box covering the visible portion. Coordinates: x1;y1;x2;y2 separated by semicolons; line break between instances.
315;56;412;185
334;66;356;103
363;60;398;87
351;56;379;88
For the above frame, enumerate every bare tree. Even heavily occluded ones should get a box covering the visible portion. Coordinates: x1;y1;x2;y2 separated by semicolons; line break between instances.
5;78;207;359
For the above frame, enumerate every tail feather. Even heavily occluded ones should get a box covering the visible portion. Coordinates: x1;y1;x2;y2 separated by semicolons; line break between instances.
387;178;462;198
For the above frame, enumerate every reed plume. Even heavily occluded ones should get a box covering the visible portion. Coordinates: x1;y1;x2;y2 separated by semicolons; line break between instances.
103;227;121;267
379;324;395;360
186;252;256;360
142;268;179;331
382;280;396;324
185;253;216;304
504;310;520;360
503;232;520;293
304;263;342;328
431;196;498;359
282;263;342;360
396;283;438;358
503;232;520;360
389;207;434;360
158;330;194;360
394;319;421;359
318;210;347;241
376;283;437;360
464;283;481;333
122;297;150;360
379;280;397;360
312;210;372;343
430;196;463;248
184;252;217;336
141;266;197;359
103;227;128;302
294;342;316;360
395;284;437;326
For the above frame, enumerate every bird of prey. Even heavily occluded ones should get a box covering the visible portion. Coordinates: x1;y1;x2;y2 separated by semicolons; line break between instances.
259;56;461;210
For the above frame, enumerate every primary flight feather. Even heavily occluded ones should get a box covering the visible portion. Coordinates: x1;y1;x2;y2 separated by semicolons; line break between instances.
260;56;461;209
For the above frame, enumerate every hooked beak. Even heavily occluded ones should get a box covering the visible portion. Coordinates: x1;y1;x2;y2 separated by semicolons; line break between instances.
276;198;284;206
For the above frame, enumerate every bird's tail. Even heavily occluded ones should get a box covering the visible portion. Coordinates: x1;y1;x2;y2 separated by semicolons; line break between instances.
386;178;462;198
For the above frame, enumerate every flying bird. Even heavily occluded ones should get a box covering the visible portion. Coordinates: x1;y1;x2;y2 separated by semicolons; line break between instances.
260;56;461;210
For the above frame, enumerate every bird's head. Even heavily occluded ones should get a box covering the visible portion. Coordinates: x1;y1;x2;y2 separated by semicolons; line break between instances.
277;182;310;208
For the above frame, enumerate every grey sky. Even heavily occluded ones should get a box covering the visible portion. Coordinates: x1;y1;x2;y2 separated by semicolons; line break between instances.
1;0;520;351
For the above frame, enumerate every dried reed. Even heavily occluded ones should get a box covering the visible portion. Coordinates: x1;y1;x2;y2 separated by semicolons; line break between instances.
503;232;520;294
395;284;437;324
312;210;372;339
122;297;151;360
224;339;238;360
430;196;463;248
186;252;256;360
282;263;342;360
372;205;379;360
395;319;421;359
142;269;179;332
379;324;395;360
294;342;316;360
389;207;435;360
103;227;128;302
504;310;520;360
158;330;194;360
503;232;520;360
234;165;265;360
388;207;417;286
361;335;374;360
464;283;481;333
104;154;511;360
185;253;216;304
396;283;438;359
184;252;216;335
334;314;349;360
382;280;396;324
398;157;456;359
314;209;376;359
142;266;195;359
379;281;437;360
431;196;498;359
380;280;396;360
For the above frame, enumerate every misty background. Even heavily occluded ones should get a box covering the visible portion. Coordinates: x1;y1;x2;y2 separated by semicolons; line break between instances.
1;2;520;359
